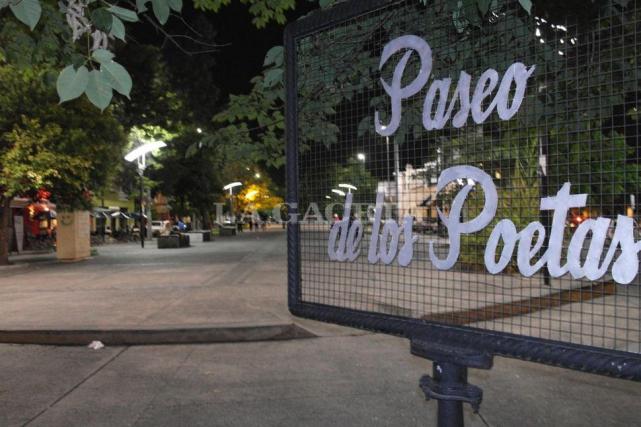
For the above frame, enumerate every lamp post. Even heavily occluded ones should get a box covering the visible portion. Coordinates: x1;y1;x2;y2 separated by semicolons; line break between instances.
338;183;357;194
223;182;242;221
124;140;166;248
380;125;399;217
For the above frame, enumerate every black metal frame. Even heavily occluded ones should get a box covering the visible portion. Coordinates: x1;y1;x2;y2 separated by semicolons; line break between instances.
284;0;641;381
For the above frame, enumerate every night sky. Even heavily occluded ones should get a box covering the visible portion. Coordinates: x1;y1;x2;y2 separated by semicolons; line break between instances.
205;2;283;95
178;2;315;97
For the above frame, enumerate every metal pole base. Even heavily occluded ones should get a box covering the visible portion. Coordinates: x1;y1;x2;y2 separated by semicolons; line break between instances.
411;338;493;427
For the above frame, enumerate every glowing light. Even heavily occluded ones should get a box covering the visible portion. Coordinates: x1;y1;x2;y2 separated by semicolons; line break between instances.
124;140;167;162
338;183;357;192
223;182;242;191
245;190;259;201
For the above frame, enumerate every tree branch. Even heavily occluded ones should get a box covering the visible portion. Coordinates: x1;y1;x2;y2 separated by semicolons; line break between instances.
125;1;226;55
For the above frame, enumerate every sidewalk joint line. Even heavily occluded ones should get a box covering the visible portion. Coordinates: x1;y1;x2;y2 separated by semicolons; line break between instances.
22;346;129;427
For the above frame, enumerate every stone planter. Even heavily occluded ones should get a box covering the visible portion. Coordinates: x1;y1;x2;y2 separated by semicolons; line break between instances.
219;227;237;236
56;211;91;262
158;234;190;249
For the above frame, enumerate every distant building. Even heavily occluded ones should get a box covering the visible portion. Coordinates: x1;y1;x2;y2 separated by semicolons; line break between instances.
91;188;136;237
377;161;439;222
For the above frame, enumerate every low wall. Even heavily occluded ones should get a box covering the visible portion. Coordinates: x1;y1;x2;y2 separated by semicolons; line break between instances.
183;231;212;243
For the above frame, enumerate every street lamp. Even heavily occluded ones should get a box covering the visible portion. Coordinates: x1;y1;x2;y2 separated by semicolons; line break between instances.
223;182;242;219
124;140;166;248
338;183;357;194
331;189;346;197
357;153;366;162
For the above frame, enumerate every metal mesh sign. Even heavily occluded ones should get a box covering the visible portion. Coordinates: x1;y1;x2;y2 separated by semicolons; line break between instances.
286;0;641;378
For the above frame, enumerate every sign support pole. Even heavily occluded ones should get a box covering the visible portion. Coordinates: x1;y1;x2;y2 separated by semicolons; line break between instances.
139;165;145;249
411;338;493;427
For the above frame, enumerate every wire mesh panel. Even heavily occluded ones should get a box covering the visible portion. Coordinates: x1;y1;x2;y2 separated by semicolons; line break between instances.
286;0;641;377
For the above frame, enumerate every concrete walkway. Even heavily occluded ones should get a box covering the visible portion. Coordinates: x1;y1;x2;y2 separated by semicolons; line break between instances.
0;230;358;344
2;334;640;427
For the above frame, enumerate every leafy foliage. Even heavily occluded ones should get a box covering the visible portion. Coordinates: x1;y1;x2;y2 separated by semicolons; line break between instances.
0;117;88;201
0;1;71;68
235;181;283;214
150;130;224;225
0;0;319;109
0;0;180;108
193;0;295;28
0;65;127;209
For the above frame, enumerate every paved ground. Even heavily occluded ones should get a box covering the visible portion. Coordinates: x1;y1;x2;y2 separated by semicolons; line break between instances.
0;231;359;346
1;334;640;427
0;230;354;340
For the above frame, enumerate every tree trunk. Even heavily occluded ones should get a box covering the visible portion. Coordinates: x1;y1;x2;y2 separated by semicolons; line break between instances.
201;208;211;230
0;197;11;266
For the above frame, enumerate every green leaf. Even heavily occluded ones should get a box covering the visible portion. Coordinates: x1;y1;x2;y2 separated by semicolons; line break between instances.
517;0;532;14
263;68;283;88
92;48;115;64
136;0;149;12
9;0;41;30
90;8;112;32
151;0;169;24
357;116;371;138
101;60;132;98
70;53;85;69
56;65;89;103
85;70;113;111
263;46;284;67
107;5;138;22
110;16;126;41
167;0;182;12
185;143;199;158
477;0;491;15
